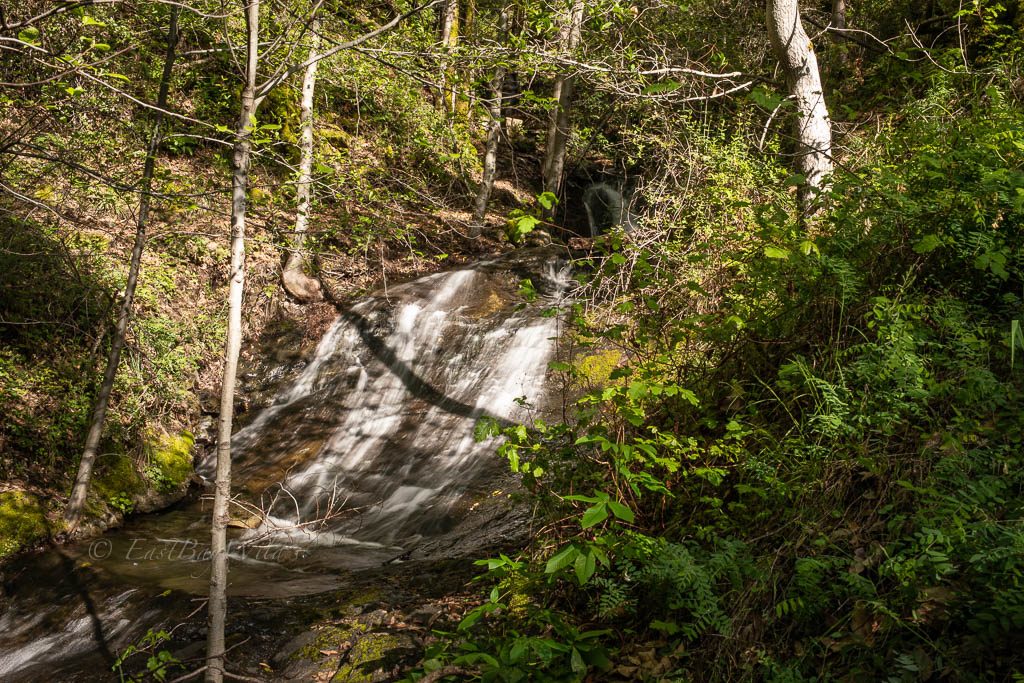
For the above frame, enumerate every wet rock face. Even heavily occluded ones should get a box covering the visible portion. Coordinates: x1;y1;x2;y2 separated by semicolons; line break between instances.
218;248;572;557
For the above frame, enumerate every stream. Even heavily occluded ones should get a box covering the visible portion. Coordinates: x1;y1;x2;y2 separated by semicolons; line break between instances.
0;248;570;681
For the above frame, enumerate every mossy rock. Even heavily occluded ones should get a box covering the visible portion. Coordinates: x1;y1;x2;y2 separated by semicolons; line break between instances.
93;453;146;501
330;631;404;682
144;430;195;492
0;491;51;559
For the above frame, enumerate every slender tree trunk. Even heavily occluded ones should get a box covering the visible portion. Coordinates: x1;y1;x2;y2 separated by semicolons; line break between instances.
766;0;833;211
438;0;459;113
282;17;323;302
541;0;584;203
832;0;848;65
64;6;180;530
470;12;508;234
205;2;259;681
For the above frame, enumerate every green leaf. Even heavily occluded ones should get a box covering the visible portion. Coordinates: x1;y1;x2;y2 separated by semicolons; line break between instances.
764;245;790;260
548;360;572;372
18;27;40;44
913;234;942;253
82;15;107;27
570;646;585;673
642;79;681;95
537;191;557;210
580;503;609;529
564;493;600;503
545;545;578;574
607;500;635;523
1011;319;1023;370
798;239;820;257
749;86;786;109
574;549;597;584
473;416;501;442
514;214;539;236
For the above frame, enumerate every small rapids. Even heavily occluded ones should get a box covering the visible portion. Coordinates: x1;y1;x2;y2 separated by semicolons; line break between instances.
0;249;570;681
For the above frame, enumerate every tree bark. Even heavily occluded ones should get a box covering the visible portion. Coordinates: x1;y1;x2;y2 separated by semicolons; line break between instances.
64;5;180;530
205;2;259;681
541;0;584;203
766;0;833;211
439;0;459;112
470;11;507;233
282;16;323;303
831;0;848;65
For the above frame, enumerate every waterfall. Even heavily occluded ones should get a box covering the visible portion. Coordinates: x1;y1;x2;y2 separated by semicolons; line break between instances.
0;249;570;682
227;252;571;552
582;182;636;237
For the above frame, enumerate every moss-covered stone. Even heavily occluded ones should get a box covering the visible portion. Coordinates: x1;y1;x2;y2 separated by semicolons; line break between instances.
0;491;51;559
331;631;402;682
93;453;146;514
144;430;195;492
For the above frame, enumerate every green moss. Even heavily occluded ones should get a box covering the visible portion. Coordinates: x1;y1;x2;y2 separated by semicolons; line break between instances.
576;350;623;388
331;632;402;682
0;491;51;559
298;624;354;660
93;453;146;512
144;430;194;491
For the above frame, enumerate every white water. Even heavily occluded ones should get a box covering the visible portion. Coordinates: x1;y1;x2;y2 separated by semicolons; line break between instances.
237;256;571;548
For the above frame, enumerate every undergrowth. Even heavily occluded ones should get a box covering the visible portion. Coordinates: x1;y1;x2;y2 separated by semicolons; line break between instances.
411;67;1024;682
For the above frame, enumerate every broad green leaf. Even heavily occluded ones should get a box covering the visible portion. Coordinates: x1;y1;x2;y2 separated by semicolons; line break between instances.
913;234;942;253
570;646;585;673
574;549;596;584
545;545;578;574
18;27;40;44
764;245;790;260
607;500;635;523
580;503;608;529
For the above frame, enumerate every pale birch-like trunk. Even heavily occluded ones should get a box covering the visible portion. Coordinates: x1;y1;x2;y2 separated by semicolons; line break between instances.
470;12;507;233
766;0;833;210
64;6;180;529
281;17;323;302
205;2;259;681
439;0;459;112
541;0;584;202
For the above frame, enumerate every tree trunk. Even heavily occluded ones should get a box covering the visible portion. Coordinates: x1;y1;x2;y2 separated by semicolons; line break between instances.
282;17;323;303
541;0;584;203
64;6;180;530
831;0;848;65
205;2;259;681
766;0;833;211
470;11;507;233
439;0;459;112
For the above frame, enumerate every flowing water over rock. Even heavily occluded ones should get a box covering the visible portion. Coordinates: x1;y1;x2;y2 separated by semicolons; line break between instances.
0;249;570;681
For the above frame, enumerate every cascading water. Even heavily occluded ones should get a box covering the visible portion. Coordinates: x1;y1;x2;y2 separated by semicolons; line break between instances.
0;249;570;681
